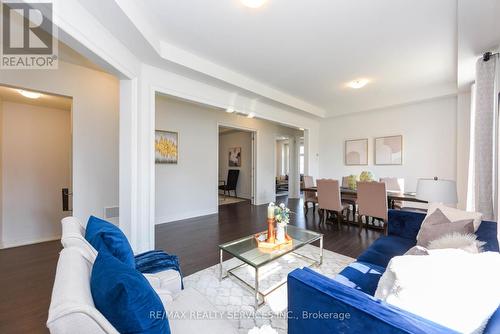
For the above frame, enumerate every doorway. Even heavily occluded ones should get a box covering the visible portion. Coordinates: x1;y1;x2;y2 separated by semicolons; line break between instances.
274;130;305;202
218;125;256;206
0;85;72;248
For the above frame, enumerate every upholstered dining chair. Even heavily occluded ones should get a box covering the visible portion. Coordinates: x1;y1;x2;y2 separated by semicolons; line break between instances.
356;181;388;234
317;179;349;228
380;177;404;209
303;175;318;215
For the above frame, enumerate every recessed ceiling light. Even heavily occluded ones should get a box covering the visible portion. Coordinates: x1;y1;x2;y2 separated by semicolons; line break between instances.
241;0;267;8
347;79;370;89
299;128;305;131
226;107;235;113
18;89;42;99
247;112;256;119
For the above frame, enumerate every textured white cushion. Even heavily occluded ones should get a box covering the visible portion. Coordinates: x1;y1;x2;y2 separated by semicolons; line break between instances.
427;233;485;253
375;250;500;333
425;203;483;231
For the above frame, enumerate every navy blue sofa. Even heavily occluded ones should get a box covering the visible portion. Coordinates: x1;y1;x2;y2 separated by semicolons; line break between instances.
288;210;500;334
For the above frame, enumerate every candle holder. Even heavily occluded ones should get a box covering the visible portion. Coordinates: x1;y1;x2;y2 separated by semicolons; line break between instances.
266;218;275;243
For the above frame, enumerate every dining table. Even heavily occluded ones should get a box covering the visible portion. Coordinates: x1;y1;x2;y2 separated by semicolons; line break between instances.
301;186;428;209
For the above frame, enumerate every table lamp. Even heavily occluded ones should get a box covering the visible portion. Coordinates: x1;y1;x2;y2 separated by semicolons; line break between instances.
416;177;458;206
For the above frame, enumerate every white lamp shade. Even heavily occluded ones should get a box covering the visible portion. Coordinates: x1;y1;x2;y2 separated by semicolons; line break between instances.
416;178;458;204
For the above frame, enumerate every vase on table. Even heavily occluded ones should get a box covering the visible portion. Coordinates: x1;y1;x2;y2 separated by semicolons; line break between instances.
276;222;286;243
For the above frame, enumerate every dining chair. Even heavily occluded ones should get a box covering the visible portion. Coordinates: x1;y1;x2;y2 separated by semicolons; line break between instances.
317;179;349;228
219;169;239;197
356;181;388;234
380;177;404;209
303;175;318;215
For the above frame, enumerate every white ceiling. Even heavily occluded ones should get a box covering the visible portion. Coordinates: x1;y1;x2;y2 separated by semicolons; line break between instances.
0;85;72;110
137;0;458;117
76;0;500;118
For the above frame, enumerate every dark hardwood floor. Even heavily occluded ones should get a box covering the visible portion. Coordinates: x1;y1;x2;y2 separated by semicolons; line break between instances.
0;198;381;333
0;240;61;334
156;198;382;276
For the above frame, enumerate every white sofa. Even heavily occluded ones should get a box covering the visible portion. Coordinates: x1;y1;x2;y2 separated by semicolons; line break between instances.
48;217;236;334
47;247;236;333
60;217;182;294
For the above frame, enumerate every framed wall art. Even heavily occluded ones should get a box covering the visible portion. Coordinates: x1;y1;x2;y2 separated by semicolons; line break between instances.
228;147;242;167
375;135;403;165
155;130;178;164
345;139;368;165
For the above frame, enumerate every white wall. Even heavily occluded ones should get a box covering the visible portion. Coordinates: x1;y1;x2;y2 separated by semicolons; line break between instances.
457;91;472;209
155;95;302;224
0;61;119;226
1;102;71;247
319;96;458;194
218;131;252;199
120;63;322;251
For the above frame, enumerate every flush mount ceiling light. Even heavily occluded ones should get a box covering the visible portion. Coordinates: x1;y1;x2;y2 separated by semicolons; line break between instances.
226;107;235;113
18;89;42;99
247;112;256;119
347;79;370;89
241;0;267;8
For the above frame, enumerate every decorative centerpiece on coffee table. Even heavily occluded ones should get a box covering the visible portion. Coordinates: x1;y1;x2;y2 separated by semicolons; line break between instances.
255;202;292;250
275;203;290;242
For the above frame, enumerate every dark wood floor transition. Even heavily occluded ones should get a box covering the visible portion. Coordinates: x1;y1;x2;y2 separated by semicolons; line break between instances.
0;198;381;333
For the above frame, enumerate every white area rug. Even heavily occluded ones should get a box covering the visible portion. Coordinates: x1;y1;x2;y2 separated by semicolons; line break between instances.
183;244;354;334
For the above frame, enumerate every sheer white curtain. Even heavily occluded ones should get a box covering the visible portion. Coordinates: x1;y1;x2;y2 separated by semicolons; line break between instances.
467;55;499;220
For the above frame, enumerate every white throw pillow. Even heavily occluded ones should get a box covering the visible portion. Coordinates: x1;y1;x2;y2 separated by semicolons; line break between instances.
376;246;429;302
420;203;483;235
427;233;485;254
374;250;500;333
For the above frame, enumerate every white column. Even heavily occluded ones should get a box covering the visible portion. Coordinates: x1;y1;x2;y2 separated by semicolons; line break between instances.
136;77;156;252
119;78;138;250
288;136;301;198
119;77;155;253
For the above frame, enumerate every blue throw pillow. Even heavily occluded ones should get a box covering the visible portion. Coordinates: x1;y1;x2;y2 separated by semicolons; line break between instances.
85;216;135;268
91;251;170;334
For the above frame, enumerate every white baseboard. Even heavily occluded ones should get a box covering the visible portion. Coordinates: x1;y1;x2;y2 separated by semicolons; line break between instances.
155;208;218;225
237;192;251;200
1;235;61;249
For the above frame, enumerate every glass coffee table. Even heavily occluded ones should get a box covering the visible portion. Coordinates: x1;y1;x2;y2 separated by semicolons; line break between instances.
219;225;323;309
